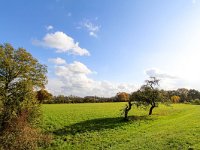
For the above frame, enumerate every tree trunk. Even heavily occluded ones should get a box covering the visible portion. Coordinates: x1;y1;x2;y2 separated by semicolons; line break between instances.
124;101;132;120
124;109;129;120
149;105;155;115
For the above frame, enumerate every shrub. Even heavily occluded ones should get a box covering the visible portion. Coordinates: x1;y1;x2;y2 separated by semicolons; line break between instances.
191;99;200;105
0;110;52;150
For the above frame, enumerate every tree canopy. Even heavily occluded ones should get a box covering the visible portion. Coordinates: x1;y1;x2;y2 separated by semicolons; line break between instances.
116;92;130;102
0;43;47;132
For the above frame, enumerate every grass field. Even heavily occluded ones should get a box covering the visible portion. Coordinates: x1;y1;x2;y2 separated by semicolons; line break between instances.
41;103;200;150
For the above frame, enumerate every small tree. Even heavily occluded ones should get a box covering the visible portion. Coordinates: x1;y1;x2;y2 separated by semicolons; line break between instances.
143;77;160;115
123;77;161;120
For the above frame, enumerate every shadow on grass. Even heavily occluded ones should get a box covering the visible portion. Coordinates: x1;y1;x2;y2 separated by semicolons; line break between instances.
53;115;152;136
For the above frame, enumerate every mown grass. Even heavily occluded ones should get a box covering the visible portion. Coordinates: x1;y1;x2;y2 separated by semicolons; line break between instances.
41;103;200;150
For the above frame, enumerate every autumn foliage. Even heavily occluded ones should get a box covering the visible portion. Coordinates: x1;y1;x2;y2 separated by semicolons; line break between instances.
116;92;130;102
36;89;53;103
171;95;180;103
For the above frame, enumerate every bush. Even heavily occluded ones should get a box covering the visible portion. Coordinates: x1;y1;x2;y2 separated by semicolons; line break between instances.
0;110;52;150
191;99;200;105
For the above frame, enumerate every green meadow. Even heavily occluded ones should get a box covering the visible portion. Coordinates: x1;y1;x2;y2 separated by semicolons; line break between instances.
42;103;200;150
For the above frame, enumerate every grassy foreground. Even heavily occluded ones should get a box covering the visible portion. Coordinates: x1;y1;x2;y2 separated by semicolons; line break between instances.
41;103;200;150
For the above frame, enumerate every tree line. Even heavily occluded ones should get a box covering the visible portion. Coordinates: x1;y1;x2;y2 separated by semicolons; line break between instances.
38;88;200;104
37;91;130;104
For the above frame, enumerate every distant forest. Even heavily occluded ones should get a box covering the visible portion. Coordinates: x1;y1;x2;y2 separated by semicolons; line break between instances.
38;88;200;104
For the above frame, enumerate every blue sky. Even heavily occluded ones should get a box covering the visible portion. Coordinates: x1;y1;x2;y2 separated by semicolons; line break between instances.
1;0;200;96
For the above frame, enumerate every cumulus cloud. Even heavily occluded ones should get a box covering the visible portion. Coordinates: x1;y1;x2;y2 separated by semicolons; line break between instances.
46;25;53;30
46;78;65;96
47;59;136;97
33;31;90;56
55;61;92;76
80;19;100;37
48;57;66;65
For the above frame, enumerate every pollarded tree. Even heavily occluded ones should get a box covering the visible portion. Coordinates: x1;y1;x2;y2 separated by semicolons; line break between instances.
0;43;47;131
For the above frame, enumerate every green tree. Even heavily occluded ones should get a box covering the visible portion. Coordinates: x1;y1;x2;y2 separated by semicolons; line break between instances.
144;77;161;115
123;77;161;120
187;89;200;102
177;88;189;102
0;43;48;149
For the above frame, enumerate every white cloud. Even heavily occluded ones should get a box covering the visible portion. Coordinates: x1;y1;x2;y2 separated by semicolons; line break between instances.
89;32;97;37
47;60;136;97
83;20;99;32
144;68;190;90
47;64;198;96
55;61;92;76
145;68;178;79
48;57;66;65
80;19;100;37
46;78;65;96
46;25;53;30
33;31;90;56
